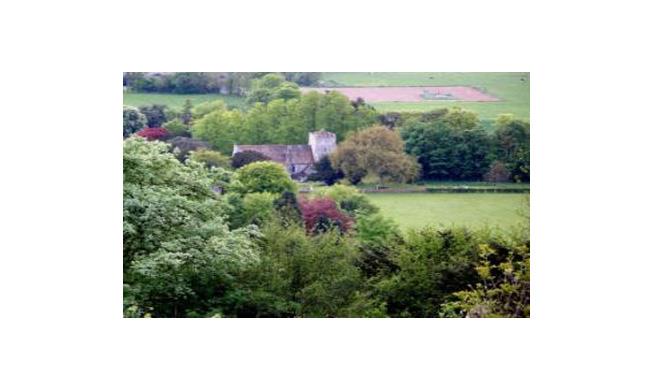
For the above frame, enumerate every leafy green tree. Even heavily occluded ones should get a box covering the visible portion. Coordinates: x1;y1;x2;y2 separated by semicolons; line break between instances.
192;107;245;153
376;228;482;317
273;82;301;101
139;104;168;128
192;100;227;120
241;192;278;227
246;73;301;104
243;102;275;144
401;108;490;180
123;137;260;317
233;161;297;194
331;126;420;184
492;115;530;182
162;118;189;137
314;91;377;139
355;212;401;277
188;149;231;169
440;239;530;317
123;106;147;137
240;99;304;144
222;221;378;317
167;72;216;94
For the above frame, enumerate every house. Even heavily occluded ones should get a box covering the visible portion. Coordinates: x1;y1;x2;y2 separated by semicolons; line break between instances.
232;130;336;181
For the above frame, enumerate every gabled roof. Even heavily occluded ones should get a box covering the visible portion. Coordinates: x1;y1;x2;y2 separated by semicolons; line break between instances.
234;144;314;165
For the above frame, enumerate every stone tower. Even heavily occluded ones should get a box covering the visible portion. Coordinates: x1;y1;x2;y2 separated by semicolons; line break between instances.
308;130;336;163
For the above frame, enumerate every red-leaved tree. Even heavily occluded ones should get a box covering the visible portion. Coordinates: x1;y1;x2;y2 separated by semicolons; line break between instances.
136;127;169;141
298;197;353;234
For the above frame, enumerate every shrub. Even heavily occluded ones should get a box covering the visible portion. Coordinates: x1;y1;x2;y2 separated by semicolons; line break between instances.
139;104;168;128
123;106;147;137
234;161;297;194
376;228;482;317
315;184;378;216
355;212;401;277
136;127;168;141
440;239;530;317
232;151;271;169
355;212;400;248
273;191;303;225
241;192;278;226
220;221;375;317
162;118;189;137
188;149;231;169
307;156;344;185
298;197;353;235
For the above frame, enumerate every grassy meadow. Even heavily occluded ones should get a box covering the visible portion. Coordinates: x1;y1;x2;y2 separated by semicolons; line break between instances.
123;92;246;109
320;72;530;120
366;193;529;231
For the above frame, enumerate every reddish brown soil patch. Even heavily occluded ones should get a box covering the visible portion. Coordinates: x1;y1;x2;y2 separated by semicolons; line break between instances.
301;86;498;102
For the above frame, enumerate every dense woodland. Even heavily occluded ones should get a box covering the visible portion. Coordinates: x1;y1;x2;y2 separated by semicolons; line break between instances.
123;72;530;317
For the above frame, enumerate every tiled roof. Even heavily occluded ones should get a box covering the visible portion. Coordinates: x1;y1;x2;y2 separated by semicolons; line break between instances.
234;144;314;165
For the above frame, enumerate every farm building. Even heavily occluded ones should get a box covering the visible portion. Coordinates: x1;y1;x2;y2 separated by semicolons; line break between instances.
232;130;336;181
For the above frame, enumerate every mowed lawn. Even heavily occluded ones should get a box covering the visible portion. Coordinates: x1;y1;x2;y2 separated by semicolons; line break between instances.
366;193;529;231
320;72;529;121
123;92;246;109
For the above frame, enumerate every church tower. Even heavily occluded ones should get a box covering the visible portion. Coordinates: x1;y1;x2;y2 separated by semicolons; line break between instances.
308;130;336;163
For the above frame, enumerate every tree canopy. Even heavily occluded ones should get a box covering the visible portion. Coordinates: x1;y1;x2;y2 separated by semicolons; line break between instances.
331;126;420;184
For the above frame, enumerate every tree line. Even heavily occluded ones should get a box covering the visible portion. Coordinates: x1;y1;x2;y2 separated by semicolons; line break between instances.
123;72;321;95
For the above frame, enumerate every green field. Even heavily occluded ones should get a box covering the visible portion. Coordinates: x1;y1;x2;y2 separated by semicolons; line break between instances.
366;193;529;231
123;92;246;109
320;72;529;121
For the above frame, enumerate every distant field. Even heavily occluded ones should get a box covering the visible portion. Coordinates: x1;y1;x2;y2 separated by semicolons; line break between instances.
366;193;529;231
320;72;529;121
303;86;498;102
123;92;246;109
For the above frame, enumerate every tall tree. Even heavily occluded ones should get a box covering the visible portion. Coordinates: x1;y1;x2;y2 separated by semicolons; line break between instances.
192;107;245;154
492;115;530;182
401;108;490;180
331;126;420;184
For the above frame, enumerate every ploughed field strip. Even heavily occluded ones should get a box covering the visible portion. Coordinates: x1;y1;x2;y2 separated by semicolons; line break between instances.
301;86;499;102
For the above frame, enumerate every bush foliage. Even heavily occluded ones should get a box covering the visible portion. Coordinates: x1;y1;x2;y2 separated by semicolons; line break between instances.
231;150;271;169
234;161;297;194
